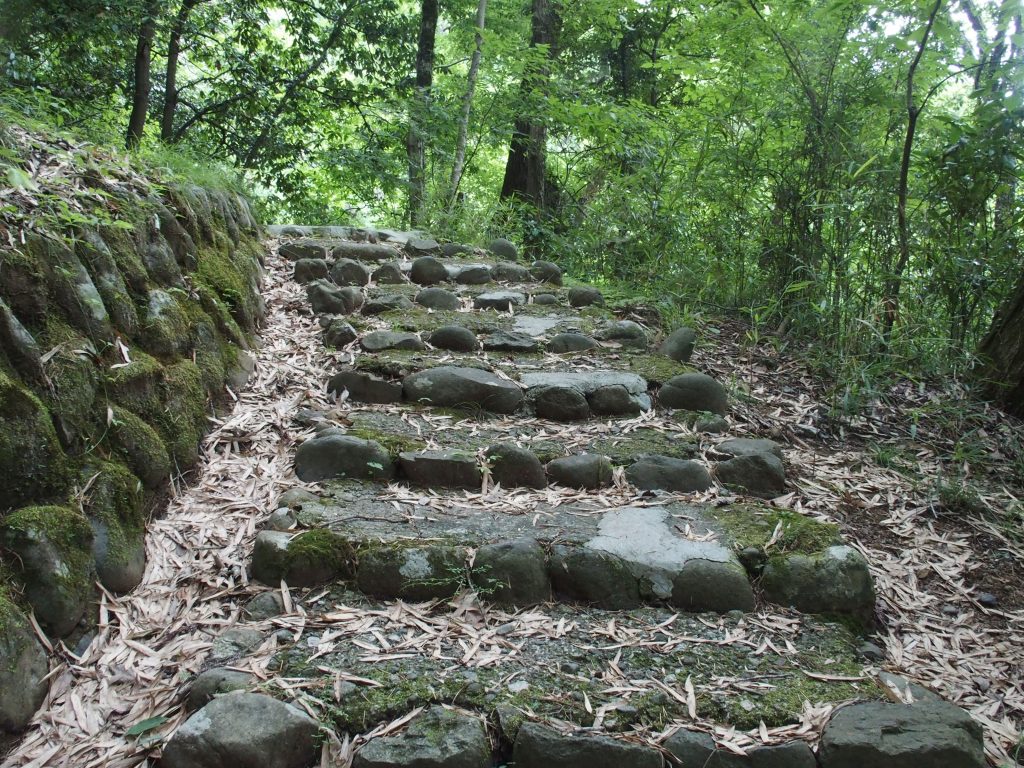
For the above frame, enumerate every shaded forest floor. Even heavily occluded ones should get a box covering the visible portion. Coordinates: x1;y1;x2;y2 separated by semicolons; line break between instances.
4;237;1022;767
698;316;1024;761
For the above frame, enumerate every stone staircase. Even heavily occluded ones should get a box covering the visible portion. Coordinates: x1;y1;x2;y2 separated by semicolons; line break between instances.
161;227;988;768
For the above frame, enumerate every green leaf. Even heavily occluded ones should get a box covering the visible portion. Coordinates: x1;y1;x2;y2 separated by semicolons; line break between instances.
125;716;169;737
6;166;39;192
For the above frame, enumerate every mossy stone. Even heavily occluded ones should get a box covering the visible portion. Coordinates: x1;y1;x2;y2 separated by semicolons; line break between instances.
0;368;70;509
44;344;100;450
158;360;208;469
107;406;172;489
105;350;164;418
81;461;146;593
1;505;95;636
142;289;191;358
0;589;49;732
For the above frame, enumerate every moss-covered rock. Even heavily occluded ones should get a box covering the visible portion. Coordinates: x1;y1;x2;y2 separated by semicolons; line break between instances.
104;350;164;418
81;461;146;593
107;405;172;489
158;360;208;469
44;343;100;450
0;588;49;733
0;368;70;510
0;505;94;637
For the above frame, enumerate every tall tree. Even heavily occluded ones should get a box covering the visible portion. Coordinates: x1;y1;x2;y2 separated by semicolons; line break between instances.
161;0;202;141
500;0;559;210
449;0;488;205
882;0;944;341
407;0;438;226
126;2;159;148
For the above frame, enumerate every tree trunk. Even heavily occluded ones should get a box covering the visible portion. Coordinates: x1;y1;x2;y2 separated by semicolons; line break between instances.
407;0;438;227
161;0;199;142
978;270;1024;416
126;5;159;148
499;0;558;209
448;0;488;205
882;0;943;341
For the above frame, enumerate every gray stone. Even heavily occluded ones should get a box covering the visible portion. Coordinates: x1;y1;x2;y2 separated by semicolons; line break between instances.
280;241;328;261
242;591;285;620
588;384;645;415
1;511;92;637
485;444;546;489
598;320;648;348
294;434;395;482
356;545;467;601
696;416;730;434
474;540;550;606
567;286;604;307
547;454;612;488
659;328;697;363
331;242;397;261
361;331;424;352
487;238;518;260
761;545;875;615
877;672;942;703
441;243;473;257
660;372;728;415
533;386;591;421
454;265;492;285
666;731;817;767
208;628;263;664
292;258;328;284
323;319;358;348
226;350;256;391
548;333;597;353
307;280;359;315
404;367;523;413
276;488;318;509
530;260;562;284
533;293;559;305
328;370;404;404
330;258;371;286
372;262;407;284
399;450;481;489
513;722;662;768
354;705;490;768
585;507;754;611
250;530;350;587
522;371;651;415
429;325;478;352
186;668;254;711
473;291;525;310
362;294;414;315
490;262;530;282
405;236;440;254
0;602;48;732
410;256;448;285
161;692;318;768
339;285;365;312
626;455;712;492
711;438;784;460
549;546;640;609
90;517;146;593
416;287;461;310
482;330;538;353
818;700;985;768
715;453;786;496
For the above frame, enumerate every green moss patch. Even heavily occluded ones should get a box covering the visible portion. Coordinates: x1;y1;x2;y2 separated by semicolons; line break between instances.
106;405;172;489
0;368;70;510
709;504;841;556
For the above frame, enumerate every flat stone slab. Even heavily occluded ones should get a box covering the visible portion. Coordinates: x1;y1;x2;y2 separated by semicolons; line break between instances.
404;366;524;413
354;706;490;768
521;371;651;417
585;507;754;610
474;291;525;310
520;371;647;396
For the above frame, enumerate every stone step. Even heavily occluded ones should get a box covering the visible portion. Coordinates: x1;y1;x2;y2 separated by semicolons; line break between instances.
250;481;872;618
295;407;785;497
189;588;926;767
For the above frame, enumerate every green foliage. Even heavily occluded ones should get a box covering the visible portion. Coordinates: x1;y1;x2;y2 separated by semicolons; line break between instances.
2;0;1022;404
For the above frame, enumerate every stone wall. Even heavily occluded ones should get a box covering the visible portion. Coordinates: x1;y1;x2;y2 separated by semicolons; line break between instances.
0;177;265;734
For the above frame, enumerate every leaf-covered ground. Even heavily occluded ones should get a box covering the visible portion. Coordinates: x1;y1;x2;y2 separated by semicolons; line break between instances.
3;240;1022;768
